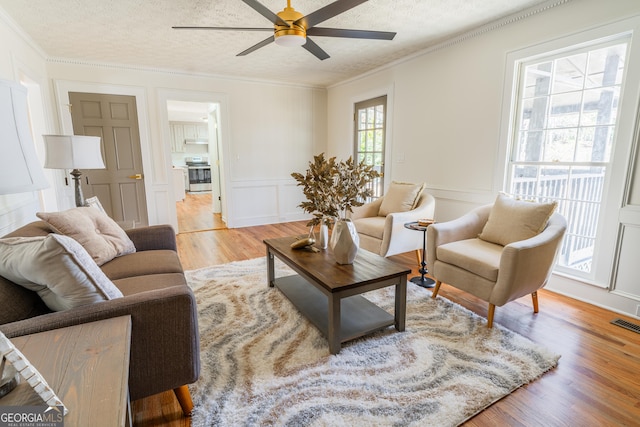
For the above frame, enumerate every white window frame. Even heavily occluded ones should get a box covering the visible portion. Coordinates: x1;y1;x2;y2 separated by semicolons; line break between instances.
496;19;640;289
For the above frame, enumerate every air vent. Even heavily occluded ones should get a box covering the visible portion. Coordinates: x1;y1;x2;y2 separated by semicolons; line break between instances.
610;318;640;334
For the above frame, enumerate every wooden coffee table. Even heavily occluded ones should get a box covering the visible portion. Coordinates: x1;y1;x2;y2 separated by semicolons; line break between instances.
264;236;410;355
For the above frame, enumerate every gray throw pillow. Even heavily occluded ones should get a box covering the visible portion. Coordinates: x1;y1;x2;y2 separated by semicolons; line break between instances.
0;234;123;311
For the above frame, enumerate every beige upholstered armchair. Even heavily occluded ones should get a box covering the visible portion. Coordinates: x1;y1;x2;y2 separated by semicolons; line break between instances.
426;194;567;328
350;182;435;257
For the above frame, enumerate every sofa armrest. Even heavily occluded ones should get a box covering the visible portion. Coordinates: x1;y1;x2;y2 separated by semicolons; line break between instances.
1;285;200;401
126;224;177;252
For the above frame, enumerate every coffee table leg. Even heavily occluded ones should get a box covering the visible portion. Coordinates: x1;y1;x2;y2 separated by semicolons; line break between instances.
267;248;275;288
328;294;341;355
395;275;407;332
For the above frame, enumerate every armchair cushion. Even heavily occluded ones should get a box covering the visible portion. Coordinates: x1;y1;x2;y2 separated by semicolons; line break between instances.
353;216;385;240
0;234;122;311
437;238;503;282
378;181;425;216
478;194;557;246
37;207;136;266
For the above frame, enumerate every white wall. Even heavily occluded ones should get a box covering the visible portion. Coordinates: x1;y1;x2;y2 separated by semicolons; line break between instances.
0;1;328;232
327;0;640;318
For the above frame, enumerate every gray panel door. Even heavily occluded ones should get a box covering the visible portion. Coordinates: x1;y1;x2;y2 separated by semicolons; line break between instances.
69;92;148;227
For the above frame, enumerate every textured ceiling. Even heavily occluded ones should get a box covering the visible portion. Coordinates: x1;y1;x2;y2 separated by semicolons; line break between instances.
0;0;551;87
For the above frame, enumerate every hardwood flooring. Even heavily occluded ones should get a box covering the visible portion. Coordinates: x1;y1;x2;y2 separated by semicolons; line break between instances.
176;192;226;233
131;219;640;426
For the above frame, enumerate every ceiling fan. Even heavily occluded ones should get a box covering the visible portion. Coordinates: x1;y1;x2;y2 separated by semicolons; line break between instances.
173;0;396;60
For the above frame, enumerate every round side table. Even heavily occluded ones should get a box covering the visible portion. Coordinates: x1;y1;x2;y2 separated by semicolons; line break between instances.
404;221;436;288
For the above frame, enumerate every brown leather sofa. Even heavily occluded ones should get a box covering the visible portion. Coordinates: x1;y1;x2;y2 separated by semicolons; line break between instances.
0;221;200;416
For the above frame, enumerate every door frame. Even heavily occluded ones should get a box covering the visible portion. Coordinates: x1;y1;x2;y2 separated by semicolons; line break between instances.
157;88;231;229
53;80;160;223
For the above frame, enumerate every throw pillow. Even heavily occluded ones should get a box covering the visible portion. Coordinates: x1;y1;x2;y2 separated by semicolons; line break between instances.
478;194;557;246
37;207;135;266
378;181;425;217
0;234;123;311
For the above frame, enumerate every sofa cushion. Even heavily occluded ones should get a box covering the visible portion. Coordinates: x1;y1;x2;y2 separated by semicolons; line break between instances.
101;250;184;281
0;234;123;311
113;272;187;296
378;181;425;217
37;207;136;266
478;194;557;246
437;238;503;282
352;216;385;240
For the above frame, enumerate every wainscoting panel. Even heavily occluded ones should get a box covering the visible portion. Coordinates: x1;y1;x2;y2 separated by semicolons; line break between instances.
230;179;307;228
611;206;640;302
0;192;42;235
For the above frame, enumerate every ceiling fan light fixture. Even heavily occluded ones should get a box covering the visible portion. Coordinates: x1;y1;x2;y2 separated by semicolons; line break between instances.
274;32;306;47
274;4;306;47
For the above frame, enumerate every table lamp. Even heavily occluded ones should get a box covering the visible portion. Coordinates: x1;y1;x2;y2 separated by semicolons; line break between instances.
43;134;105;207
0;79;49;195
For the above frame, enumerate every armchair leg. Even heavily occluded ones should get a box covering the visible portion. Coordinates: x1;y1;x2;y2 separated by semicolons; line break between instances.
487;304;495;328
415;250;422;266
532;291;539;313
173;385;194;417
431;280;442;299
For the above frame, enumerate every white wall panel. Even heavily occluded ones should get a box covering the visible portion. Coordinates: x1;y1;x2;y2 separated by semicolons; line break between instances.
611;222;640;301
230;179;308;228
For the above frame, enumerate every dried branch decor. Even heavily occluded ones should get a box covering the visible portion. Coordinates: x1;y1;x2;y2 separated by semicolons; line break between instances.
291;153;380;226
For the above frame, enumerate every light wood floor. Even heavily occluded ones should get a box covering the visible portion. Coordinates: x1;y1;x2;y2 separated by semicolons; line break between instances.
131;220;640;426
176;192;226;233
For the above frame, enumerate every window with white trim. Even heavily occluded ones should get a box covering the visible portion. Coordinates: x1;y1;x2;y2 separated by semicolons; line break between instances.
506;37;630;277
354;96;386;200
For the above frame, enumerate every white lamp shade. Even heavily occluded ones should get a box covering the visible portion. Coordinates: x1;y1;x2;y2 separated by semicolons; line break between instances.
0;79;49;195
43;135;105;170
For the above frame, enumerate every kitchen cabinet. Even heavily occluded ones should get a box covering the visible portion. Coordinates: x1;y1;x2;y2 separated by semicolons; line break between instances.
173;168;186;201
197;124;208;139
170;122;208;152
183;168;189;191
183;123;208;142
170;124;185;153
183;124;197;140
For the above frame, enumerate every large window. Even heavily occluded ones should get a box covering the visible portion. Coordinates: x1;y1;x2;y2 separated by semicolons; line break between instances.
506;38;629;276
354;96;386;200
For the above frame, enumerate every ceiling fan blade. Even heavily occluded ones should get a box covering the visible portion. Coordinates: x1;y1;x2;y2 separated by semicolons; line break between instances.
237;36;275;56
296;0;369;29
172;26;272;31
302;37;330;61
242;0;290;27
306;27;396;40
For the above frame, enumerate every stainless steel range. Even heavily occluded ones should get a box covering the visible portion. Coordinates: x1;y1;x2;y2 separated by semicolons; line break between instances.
185;156;212;192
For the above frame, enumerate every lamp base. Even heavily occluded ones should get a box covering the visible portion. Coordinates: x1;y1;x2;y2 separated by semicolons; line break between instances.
70;169;86;207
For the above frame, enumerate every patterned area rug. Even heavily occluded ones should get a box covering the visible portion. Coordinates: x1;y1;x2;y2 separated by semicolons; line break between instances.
186;258;560;426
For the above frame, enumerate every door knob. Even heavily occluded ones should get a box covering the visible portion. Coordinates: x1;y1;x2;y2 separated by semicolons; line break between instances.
128;173;143;180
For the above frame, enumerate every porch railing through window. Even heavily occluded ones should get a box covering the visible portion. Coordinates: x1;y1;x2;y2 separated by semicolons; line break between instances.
511;168;606;272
